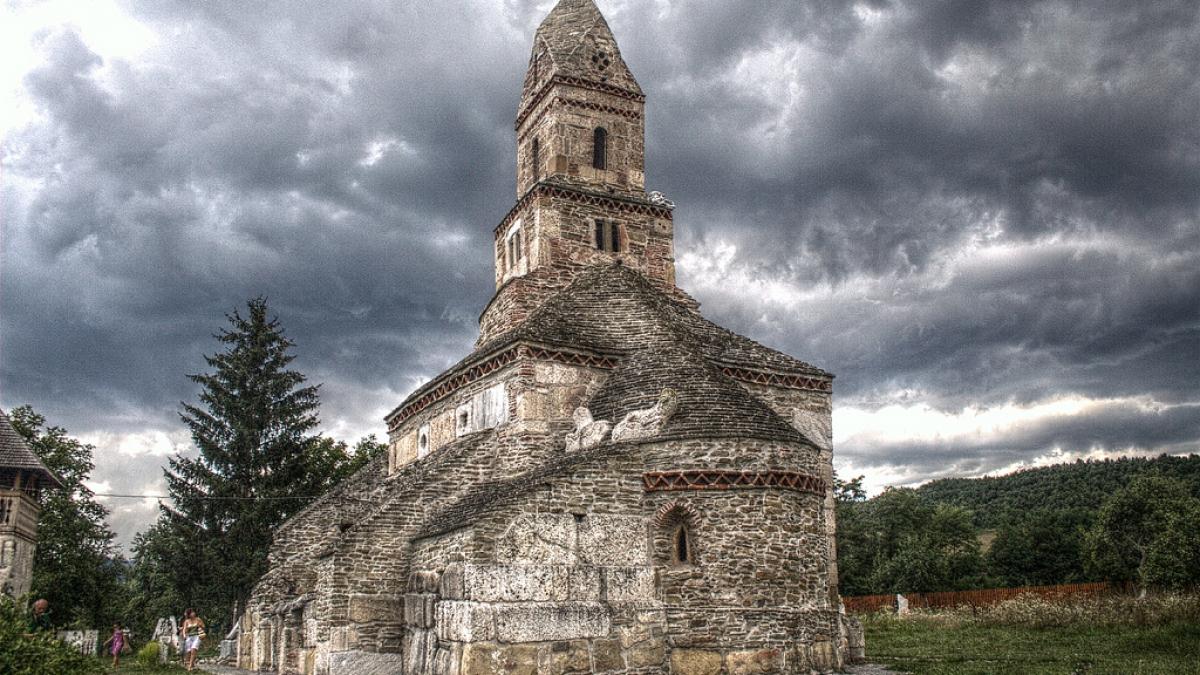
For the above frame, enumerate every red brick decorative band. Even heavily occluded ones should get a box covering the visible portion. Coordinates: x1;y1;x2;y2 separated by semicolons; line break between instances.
495;183;673;239
643;470;826;495
386;344;618;430
718;365;832;393
519;96;642;142
517;76;645;129
523;345;619;370
387;346;521;430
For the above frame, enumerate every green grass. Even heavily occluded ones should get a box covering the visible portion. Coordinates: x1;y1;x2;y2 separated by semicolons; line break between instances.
92;655;190;673
863;614;1200;674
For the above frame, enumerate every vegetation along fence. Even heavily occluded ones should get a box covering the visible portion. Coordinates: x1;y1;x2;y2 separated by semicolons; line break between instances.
843;581;1117;613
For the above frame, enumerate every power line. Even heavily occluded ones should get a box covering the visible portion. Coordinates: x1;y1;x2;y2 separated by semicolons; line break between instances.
92;492;352;502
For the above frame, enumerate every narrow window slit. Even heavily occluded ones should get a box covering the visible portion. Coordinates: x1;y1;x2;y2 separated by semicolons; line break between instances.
593;128;608;170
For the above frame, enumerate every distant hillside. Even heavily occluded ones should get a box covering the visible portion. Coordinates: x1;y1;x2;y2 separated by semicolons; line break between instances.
914;454;1200;528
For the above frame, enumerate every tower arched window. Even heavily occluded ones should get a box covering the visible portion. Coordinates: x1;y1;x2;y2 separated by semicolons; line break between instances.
531;138;540;182
595;220;620;253
592;127;608;170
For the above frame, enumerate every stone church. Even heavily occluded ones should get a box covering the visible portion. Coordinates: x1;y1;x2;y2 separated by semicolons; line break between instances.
239;1;850;672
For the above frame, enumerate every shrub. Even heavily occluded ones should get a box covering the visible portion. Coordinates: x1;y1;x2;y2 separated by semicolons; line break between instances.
0;597;102;674
136;641;160;667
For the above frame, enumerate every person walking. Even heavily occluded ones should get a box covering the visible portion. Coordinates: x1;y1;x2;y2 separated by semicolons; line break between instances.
178;608;206;672
102;624;126;668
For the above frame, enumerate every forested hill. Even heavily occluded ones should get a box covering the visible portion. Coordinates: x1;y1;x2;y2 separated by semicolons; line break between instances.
915;454;1200;528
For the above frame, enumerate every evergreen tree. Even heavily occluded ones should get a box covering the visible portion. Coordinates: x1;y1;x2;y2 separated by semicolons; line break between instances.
8;406;125;628
167;297;354;621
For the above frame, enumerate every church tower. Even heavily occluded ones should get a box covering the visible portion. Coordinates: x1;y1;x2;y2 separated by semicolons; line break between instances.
479;0;688;344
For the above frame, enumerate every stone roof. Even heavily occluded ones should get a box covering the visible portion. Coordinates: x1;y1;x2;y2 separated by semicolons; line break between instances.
414;438;624;540
527;0;642;95
387;263;829;425
586;342;804;444
512;263;828;377
0;409;61;486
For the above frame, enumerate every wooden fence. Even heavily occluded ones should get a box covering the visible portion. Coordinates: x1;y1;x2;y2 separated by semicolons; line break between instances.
843;581;1117;613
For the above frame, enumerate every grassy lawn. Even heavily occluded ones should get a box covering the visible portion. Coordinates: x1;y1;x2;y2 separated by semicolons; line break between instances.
90;661;189;673
862;614;1200;674
91;658;191;673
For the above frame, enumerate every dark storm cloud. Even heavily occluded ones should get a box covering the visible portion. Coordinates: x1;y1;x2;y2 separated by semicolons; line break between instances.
839;399;1200;483
2;0;1198;543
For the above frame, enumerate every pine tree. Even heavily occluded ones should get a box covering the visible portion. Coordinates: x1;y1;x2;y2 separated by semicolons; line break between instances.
167;297;343;620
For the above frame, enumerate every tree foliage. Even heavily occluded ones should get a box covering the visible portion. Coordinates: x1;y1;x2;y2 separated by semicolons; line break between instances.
1084;476;1200;590
8;406;125;629
0;597;101;674
162;298;368;624
917;455;1200;529
987;509;1090;588
836;456;1200;596
836;483;984;595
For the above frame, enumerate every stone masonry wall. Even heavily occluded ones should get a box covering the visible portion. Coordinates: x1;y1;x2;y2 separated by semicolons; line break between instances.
516;81;646;199
736;383;840;604
397;436;840;674
479;188;677;345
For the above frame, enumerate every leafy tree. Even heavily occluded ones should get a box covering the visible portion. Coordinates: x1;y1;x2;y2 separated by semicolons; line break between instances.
917;454;1200;529
987;509;1091;587
836;486;984;595
833;474;873;596
1085;475;1200;590
8;406;125;629
165;298;364;623
868;499;984;594
122;519;188;637
0;596;101;674
834;474;867;504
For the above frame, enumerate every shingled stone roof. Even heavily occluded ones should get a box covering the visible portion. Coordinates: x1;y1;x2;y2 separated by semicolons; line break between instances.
511;263;828;376
388;263;828;425
528;0;642;93
415;438;625;540
0;409;61;486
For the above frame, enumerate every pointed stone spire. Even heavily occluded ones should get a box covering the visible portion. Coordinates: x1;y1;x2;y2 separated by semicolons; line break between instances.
519;0;642;117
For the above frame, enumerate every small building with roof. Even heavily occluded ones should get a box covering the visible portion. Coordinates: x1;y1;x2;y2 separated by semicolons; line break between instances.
239;1;849;672
0;409;61;599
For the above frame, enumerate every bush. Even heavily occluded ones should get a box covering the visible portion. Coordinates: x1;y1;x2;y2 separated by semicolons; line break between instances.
135;641;160;667
0;597;102;674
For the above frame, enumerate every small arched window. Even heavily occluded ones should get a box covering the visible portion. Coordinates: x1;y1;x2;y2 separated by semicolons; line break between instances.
417;424;431;459
656;500;699;567
531;138;540;182
592;127;608;170
672;524;691;565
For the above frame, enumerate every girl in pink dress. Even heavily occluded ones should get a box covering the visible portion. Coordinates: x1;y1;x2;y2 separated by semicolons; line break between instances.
102;624;125;668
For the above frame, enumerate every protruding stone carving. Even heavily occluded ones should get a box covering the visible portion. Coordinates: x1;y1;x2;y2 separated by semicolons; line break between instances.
648;191;675;209
611;388;678;443
564;407;612;452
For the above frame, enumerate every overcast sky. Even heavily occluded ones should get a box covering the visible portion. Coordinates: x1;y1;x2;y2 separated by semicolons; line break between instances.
2;0;1198;549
